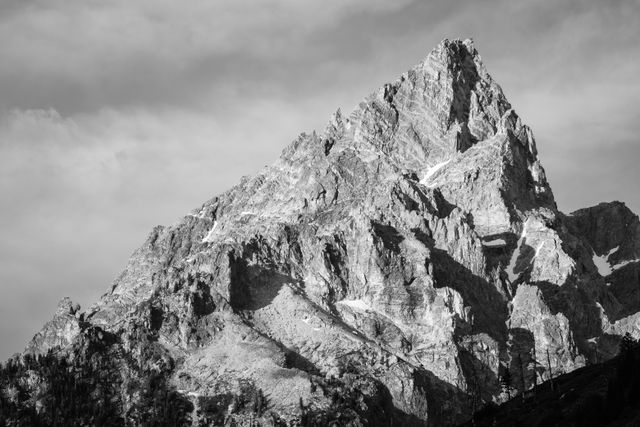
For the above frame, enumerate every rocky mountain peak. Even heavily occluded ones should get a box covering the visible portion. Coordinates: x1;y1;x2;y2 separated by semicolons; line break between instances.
418;38;509;146
55;296;80;316
24;297;82;356
278;38;553;237
9;39;639;426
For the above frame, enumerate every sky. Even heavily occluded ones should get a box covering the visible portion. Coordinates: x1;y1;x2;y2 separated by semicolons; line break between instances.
1;0;639;360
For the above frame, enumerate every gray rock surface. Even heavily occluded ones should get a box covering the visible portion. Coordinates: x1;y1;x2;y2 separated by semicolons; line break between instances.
25;297;82;355
22;39;640;425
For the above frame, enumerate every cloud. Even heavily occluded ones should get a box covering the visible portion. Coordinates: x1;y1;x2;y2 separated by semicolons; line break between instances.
0;0;414;114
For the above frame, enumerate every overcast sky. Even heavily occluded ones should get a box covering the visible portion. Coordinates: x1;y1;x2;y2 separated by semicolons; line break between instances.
1;0;639;360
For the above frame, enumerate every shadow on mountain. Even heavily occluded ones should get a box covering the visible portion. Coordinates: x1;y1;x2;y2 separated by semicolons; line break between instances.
459;344;501;403
509;238;612;359
427;247;508;416
372;220;404;254
296;361;475;426
607;262;640;321
238;273;478;424
229;255;294;312
481;231;519;274
531;278;606;358
414;364;475;425
431;247;508;342
183;272;217;317
448;42;480;152
507;327;539;392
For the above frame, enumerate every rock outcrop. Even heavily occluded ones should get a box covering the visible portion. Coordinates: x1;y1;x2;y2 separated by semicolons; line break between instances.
11;38;640;425
25;297;82;355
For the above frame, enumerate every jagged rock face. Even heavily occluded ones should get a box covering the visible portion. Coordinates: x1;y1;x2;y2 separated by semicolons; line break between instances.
21;39;640;425
566;202;640;352
25;297;82;355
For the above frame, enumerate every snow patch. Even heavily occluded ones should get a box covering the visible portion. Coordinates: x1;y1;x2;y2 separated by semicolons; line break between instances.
482;238;506;248
202;221;218;243
420;160;450;186
612;259;640;271
592;246;618;277
337;299;371;311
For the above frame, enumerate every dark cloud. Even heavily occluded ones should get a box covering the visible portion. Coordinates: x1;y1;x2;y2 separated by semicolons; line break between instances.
1;0;640;360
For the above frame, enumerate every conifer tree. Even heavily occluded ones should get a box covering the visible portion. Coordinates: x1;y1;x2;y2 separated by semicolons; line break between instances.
500;368;512;400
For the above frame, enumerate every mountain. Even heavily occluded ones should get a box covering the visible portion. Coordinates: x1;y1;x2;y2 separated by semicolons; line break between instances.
2;38;640;426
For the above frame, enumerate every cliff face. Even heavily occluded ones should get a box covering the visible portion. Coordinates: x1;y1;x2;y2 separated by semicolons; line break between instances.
13;39;640;425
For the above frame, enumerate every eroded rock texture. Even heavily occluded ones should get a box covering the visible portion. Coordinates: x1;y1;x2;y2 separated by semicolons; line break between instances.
16;39;640;425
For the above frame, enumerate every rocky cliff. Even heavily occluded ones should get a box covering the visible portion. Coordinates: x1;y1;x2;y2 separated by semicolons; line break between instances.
6;38;640;426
